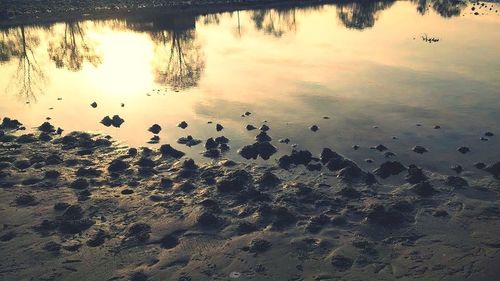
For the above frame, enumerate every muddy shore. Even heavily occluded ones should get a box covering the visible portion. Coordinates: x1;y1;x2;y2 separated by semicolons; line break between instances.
1;117;499;280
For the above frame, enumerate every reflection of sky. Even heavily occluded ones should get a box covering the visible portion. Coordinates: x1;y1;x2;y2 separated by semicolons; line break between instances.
0;2;499;176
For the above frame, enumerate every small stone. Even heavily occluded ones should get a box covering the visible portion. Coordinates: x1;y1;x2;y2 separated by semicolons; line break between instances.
473;162;486;169
352;145;359;150
216;124;224;131
101;116;112;127
457;146;470;154
91;102;97;108
255;131;271;142
178;121;188;129
310;125;319;132
485;132;494;137
148;124;161;134
246;125;257;131
434;125;441;129
279;138;290;144
111;115;124;127
412;146;428;154
372;144;388;152
373;161;406;178
38;122;55;133
260;124;270;131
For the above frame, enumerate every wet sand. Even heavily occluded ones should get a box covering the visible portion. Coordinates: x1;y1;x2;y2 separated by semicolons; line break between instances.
1;117;500;281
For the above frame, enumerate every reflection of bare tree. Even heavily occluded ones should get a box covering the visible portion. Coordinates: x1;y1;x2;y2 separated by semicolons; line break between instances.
150;28;204;91
337;1;394;30
431;0;466;17
0;27;45;101
48;22;101;71
251;8;297;37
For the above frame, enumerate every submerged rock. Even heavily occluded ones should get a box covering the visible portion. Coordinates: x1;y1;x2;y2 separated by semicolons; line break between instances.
246;125;257;131
457;146;470;154
177;135;202;147
310;125;319;132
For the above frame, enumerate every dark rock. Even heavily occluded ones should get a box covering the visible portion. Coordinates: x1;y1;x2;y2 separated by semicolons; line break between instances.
160;144;185;158
365;159;373;163
216;124;224;131
255;131;271;142
197;212;221;228
137;157;155;168
307;163;322;171
278;155;292;169
406;165;427;184
43;241;61;252
38;122;55;133
178;121;188;129
61;205;84;220
160;178;173;188
255;142;277;160
121;189;134;195
331;255;353;271
412;146;428;154
260;124;270;132
249;239;271;253
320;148;342;164
76;167;101;177
256;172;281;186
326;158;351;171
457;146;470;154
101;116;112;127
15;194;37;206
337;187;361;198
14;159;31;169
148;124;161;134
107;159;129;173
70;179;89;189
1;118;23;130
111;115;124;127
485;132;494;137
474;162;486;169
177;135;202;146
125;223;151;242
175;182;196;193
445;176;468;187
310;125;319;132
86;229;106;247
215;136;229;144
290;150;312;166
384;151;396;158
16;134;37;143
352;145;360;150
451;165;463;174
434;125;441;129
279;138;290;144
337;164;364;182
373;161;406;179
372;144;388;152
485;162;500;178
91;102;97;108
205;138;218;150
128;148;138;157
237;221;258;235
246;125;257;131
216;170;251;193
160;234;179;249
54;202;70;211
411;181;438;196
0;231;15;242
203;149;221;158
130;272;148;281
39;132;53;141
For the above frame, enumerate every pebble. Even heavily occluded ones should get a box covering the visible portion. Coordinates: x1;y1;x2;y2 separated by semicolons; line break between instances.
148;124;161;134
178;121;188;129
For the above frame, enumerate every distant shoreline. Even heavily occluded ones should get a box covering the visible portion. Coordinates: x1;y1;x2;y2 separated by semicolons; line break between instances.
0;0;336;27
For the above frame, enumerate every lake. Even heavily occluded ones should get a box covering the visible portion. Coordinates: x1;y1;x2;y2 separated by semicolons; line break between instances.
1;0;499;177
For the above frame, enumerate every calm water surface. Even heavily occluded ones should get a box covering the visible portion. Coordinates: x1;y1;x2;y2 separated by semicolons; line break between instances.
1;1;499;176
